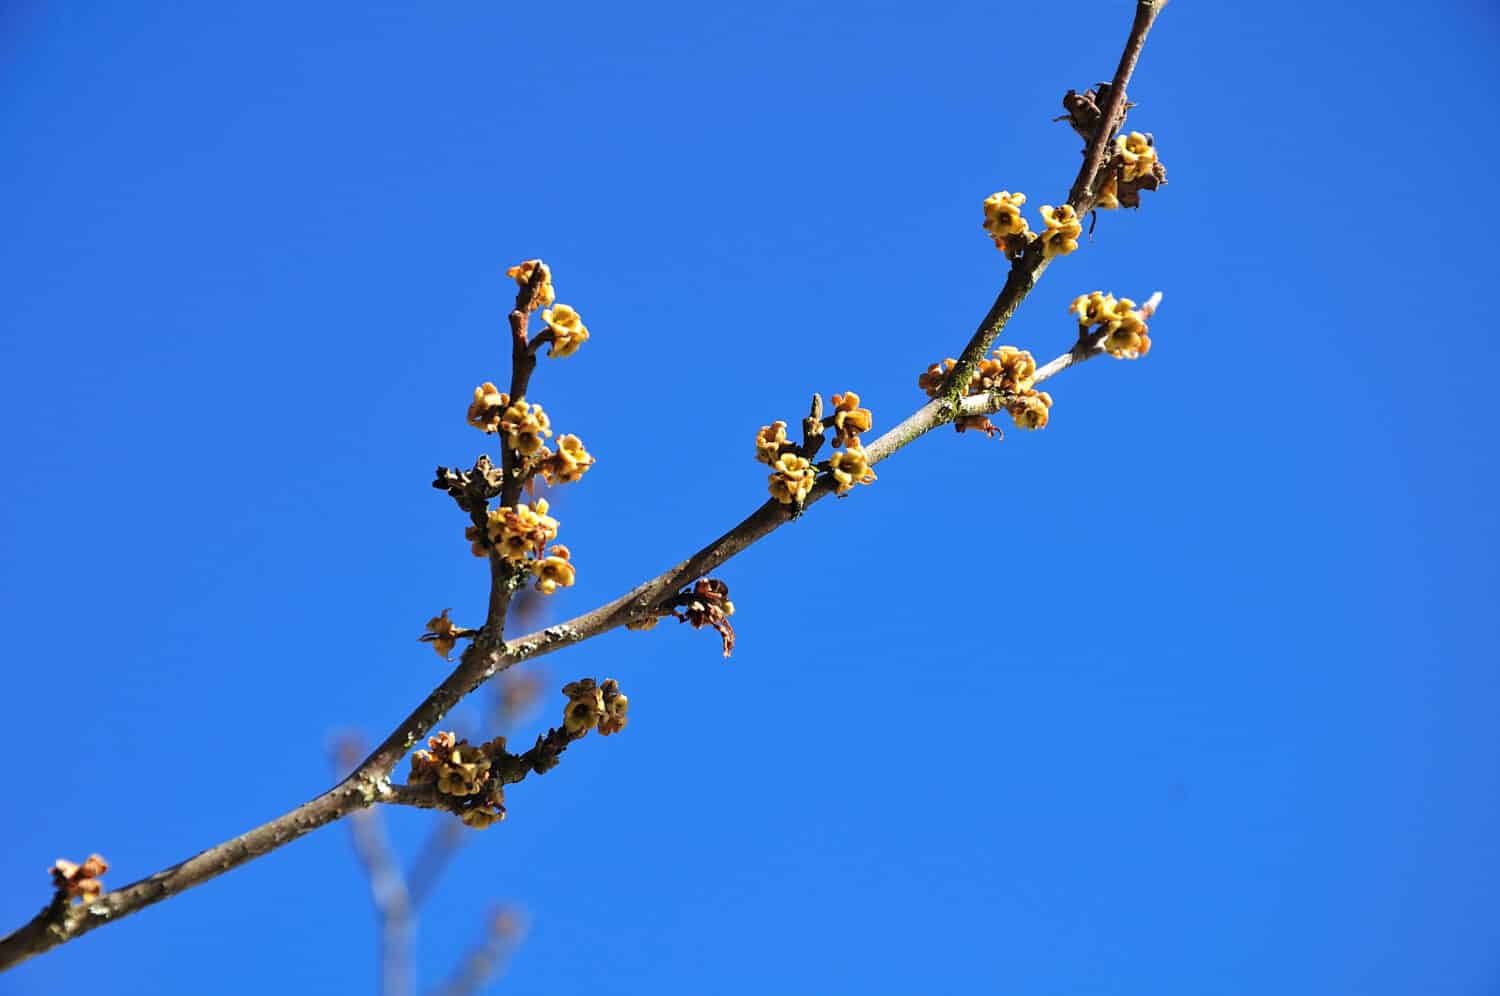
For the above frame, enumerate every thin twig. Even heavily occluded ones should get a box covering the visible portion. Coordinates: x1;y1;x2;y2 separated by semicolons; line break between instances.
427;908;525;996
0;5;1167;971
335;739;415;996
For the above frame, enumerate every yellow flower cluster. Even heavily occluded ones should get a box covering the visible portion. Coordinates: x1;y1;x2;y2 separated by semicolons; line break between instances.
540;304;589;359
918;358;956;399
540;433;594;484
51;855;109;902
829;391;872;448
982;191;1036;258
506;259;555;311
768;452;816;505
410;731;498;797
973;345;1036;394
1069;290;1153;360
499;400;552;456
1039;204;1082;257
826;389;876;497
467;382;509;434
468;498;558;559
1117;131;1159;182
917;345;1055;434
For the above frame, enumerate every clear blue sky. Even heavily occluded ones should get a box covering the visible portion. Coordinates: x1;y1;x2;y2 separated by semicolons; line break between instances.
3;1;1498;993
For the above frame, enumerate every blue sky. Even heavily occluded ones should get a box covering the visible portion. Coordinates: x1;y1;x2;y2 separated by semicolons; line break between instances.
3;1;1498;993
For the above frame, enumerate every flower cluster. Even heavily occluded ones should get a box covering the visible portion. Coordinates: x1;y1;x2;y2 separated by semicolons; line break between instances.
1069;290;1157;360
51;855;108;903
917;345;1054;435
980;191;1083;259
1039;204;1083;257
982;191;1036;259
466;498;576;595
540;304;589;358
561;678;628;738
410;731;497;796
756;391;877;505
420;608;473;659
505;259;555;311
410;731;509;829
1097;132;1167;210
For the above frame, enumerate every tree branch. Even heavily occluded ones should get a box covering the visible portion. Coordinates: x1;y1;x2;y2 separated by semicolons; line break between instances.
0;4;1168;972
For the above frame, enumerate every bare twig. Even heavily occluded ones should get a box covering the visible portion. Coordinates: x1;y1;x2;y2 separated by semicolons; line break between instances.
428;908;525;996
0;4;1168;971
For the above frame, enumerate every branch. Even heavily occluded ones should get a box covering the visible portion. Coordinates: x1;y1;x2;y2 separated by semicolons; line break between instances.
427;908;525;996
944;0;1165;401
0;4;1167;972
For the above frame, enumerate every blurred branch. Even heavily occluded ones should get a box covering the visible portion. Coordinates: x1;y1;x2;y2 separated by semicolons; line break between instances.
335;738;415;996
428;909;526;996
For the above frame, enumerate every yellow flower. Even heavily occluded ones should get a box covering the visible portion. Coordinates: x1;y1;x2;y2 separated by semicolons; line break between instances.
506;259;555;311
917;358;956;399
768;452;816;505
1068;291;1117;328
1095;174;1119;210
1009;391;1053;430
828;446;877;496
499;400;553;456
1116;131;1158;182
532;545;577;595
461;806;504;829
542;433;594;484
423;608;461;658
982;190;1033;241
1039;204;1082;258
755;421;790;465
829;391;873;448
598;678;629;736
1104;312;1151;359
467;382;509;433
562;679;605;738
541;304;590;358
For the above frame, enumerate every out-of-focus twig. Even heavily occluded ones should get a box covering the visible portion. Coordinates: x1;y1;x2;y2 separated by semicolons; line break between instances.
428;908;526;996
335;738;415;996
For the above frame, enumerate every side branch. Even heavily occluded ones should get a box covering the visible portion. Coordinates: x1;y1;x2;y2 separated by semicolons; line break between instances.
945;0;1164;400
